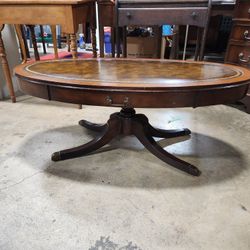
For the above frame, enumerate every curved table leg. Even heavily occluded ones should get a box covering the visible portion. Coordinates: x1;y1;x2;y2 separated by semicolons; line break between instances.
148;126;191;138
52;108;200;176
135;113;191;138
79;119;107;132
132;120;201;176
52;115;121;161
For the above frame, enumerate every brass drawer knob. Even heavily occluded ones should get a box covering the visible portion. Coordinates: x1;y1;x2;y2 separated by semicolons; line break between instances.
239;53;250;63
126;12;132;19
191;12;198;19
106;96;130;107
244;30;250;40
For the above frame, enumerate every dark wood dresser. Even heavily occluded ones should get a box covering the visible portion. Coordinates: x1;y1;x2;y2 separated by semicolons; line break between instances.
225;0;250;113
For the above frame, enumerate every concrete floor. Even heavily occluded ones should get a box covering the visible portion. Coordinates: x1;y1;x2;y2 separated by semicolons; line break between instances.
0;96;250;250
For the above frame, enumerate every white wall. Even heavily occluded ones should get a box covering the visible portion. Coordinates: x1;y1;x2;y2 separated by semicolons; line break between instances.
0;25;21;100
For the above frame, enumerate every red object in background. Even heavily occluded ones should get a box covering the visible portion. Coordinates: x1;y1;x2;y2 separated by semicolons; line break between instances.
29;51;93;61
104;27;111;33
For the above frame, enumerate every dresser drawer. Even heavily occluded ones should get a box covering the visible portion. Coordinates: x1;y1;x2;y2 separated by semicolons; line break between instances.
118;7;208;27
225;44;250;67
234;1;250;19
231;22;250;42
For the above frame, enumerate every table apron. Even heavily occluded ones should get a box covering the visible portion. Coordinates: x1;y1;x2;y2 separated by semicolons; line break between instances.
0;4;90;33
18;79;249;108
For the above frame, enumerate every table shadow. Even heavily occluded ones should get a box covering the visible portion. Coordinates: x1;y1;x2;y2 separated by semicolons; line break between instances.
17;125;247;189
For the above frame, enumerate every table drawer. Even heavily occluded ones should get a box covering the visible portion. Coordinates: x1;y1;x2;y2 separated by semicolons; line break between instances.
231;23;250;42
225;44;250;67
98;2;114;26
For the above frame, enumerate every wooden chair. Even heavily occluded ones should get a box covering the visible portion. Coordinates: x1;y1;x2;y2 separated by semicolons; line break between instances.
15;24;58;63
115;0;212;60
27;25;58;60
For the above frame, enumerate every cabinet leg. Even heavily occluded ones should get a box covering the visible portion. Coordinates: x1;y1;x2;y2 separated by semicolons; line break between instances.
240;94;250;114
91;26;97;58
0;25;16;103
99;25;104;58
111;27;115;58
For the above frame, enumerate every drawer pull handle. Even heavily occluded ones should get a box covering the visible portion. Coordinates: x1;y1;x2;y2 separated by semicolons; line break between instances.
191;12;198;19
248;8;250;14
239;53;250;63
106;96;130;107
126;12;132;19
244;30;250;40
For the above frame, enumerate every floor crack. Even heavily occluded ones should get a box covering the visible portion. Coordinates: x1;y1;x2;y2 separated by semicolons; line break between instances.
0;171;43;191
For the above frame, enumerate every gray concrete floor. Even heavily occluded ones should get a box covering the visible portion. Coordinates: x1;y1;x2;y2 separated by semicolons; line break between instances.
0;96;250;250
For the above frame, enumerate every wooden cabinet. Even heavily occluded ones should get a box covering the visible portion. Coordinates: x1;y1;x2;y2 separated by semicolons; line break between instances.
226;42;250;66
230;21;250;41
234;1;250;19
225;0;250;113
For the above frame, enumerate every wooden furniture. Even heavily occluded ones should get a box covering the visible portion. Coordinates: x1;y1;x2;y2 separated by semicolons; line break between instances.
97;0;235;59
225;0;250;113
115;0;212;60
29;25;58;60
0;24;15;102
211;1;235;17
97;0;116;57
14;24;59;63
0;0;97;103
14;58;250;176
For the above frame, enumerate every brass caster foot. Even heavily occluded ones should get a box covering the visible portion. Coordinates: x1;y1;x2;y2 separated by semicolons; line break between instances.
51;152;61;161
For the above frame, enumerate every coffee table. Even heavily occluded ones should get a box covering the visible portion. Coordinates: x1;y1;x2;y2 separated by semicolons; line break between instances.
14;59;250;176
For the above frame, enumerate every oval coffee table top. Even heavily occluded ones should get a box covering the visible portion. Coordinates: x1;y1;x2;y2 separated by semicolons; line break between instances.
15;58;250;89
14;59;250;108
